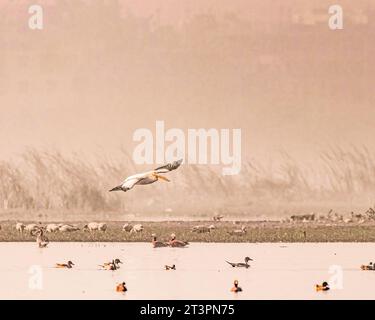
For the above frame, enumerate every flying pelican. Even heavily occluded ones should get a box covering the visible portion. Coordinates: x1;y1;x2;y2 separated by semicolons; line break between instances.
109;159;183;193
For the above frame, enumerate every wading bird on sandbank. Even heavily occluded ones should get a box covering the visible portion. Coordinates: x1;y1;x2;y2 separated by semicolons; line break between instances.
31;227;49;248
109;159;183;193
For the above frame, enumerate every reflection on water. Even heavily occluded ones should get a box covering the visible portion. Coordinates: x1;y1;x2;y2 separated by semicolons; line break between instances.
0;242;374;299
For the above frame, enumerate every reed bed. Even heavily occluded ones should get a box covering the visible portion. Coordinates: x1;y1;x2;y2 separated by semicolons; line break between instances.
0;147;375;219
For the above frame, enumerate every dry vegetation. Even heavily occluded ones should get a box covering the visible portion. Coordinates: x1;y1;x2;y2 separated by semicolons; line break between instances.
0;147;375;221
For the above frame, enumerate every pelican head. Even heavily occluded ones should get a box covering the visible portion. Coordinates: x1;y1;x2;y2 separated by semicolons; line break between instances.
114;259;123;264
68;261;74;266
152;173;170;182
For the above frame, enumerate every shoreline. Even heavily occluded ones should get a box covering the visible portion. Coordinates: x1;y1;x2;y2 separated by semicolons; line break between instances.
1;221;375;243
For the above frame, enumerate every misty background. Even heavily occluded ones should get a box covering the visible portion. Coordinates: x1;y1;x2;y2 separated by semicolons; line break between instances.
0;0;374;220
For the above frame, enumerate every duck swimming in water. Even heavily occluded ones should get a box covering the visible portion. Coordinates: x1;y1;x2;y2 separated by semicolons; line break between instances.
116;282;127;292
55;261;74;269
169;233;189;248
231;280;242;292
152;234;169;248
226;257;253;268
361;262;374;270
101;263;117;271
165;264;176;270
99;259;123;270
315;281;330;291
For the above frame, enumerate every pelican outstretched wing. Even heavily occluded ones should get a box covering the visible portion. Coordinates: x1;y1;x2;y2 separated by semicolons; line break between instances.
110;176;140;192
154;159;183;174
110;159;183;192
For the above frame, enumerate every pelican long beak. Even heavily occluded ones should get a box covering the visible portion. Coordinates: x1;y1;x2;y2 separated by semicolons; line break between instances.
156;174;170;182
109;185;122;192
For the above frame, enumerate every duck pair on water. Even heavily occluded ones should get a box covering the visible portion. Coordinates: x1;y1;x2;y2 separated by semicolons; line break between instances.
115;280;241;293
152;234;189;248
55;258;123;270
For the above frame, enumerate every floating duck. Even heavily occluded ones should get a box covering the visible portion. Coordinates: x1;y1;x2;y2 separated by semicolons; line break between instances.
55;261;74;269
109;159;183;192
231;280;242;292
226;257;253;268
361;262;374;270
169;233;189;248
315;281;330;291
152;234;169;248
100;259;123;270
116;282;127;292
165;264;176;270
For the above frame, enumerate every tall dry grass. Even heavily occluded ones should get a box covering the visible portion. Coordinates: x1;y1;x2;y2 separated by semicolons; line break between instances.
0;147;374;219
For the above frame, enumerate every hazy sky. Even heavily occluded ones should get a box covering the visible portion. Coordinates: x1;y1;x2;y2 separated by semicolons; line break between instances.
0;0;374;164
